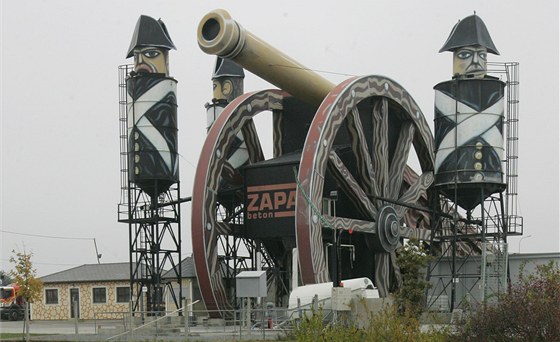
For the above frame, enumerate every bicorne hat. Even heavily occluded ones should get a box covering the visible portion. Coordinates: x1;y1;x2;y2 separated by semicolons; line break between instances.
126;15;176;58
439;14;499;55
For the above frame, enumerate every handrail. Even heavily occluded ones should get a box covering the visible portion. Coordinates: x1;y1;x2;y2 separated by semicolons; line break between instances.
105;300;199;341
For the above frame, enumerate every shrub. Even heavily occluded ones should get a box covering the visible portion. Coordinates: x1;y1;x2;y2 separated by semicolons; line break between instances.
291;309;364;342
363;305;448;342
456;261;560;341
395;239;433;317
290;305;448;342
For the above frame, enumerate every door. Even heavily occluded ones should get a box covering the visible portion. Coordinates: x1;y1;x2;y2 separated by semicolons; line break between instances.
70;288;80;319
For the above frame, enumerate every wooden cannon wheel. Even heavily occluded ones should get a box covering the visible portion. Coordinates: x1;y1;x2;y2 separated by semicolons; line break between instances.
295;75;435;295
191;89;287;316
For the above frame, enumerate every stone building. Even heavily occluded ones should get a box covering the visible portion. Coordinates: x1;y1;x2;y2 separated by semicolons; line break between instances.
33;257;203;320
33;263;133;320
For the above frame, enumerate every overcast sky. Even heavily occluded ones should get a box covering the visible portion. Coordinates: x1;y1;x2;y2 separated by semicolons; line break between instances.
1;0;558;277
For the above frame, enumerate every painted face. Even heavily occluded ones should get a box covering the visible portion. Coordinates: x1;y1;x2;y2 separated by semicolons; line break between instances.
453;46;488;78
133;47;168;75
212;79;232;101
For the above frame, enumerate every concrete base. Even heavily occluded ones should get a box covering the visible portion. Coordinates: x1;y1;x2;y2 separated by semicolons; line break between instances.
350;297;393;328
207;318;225;326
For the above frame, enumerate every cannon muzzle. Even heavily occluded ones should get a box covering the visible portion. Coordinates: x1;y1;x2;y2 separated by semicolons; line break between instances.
198;9;335;107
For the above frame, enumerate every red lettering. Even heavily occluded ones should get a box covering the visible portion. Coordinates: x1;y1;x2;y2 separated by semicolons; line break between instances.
286;190;296;209
247;194;259;212
274;192;287;209
260;193;273;211
246;186;297;220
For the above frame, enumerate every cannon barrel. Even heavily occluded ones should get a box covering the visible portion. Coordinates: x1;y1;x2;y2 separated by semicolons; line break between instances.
197;9;335;107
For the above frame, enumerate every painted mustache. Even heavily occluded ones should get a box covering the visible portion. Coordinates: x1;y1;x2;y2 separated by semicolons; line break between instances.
134;63;156;73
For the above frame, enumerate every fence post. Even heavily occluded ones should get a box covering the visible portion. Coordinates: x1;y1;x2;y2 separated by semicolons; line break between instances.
312;294;318;312
129;301;134;339
239;304;243;339
24;301;30;342
261;302;265;340
243;298;248;330
73;299;79;335
184;298;189;338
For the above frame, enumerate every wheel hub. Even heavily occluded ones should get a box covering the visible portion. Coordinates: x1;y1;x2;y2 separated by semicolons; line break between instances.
374;205;401;253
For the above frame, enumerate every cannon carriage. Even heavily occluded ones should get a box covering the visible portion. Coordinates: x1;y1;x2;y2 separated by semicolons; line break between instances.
191;9;436;316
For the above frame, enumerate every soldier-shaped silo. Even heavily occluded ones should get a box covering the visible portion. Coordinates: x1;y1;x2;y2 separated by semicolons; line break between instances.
205;57;245;130
204;57;249;171
434;14;506;210
126;15;179;198
121;16;182;314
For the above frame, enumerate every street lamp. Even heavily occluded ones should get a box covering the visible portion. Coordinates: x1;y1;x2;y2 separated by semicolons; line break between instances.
93;238;102;264
518;235;532;253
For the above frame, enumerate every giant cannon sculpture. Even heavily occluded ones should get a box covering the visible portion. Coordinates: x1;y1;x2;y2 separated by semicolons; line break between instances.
191;9;435;316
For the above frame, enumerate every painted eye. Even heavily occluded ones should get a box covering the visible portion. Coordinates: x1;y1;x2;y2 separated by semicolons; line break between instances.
143;50;160;58
457;50;472;59
478;52;487;61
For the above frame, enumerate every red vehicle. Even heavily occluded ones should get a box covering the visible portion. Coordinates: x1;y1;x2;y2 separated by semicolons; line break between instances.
0;284;24;321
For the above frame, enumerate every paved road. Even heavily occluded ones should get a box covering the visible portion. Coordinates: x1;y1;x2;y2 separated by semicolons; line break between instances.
0;319;286;341
0;319;100;334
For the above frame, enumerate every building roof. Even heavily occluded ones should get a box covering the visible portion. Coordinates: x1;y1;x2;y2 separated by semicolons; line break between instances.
41;262;131;283
437;252;560;261
41;257;198;284
162;255;196;279
509;252;560;260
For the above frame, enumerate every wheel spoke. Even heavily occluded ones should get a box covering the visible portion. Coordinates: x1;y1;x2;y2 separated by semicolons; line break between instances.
399;225;432;241
374;252;390;297
387;122;415;199
401;166;431;231
241;119;265;163
347;107;378;196
272;110;283;158
323;215;376;234
327;151;378;218
372;98;389;198
390;250;402;288
395;171;434;218
215;222;232;235
374;250;403;297
221;161;243;185
403;208;431;232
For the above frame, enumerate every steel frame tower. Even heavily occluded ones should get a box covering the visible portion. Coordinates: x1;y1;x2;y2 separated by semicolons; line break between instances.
118;64;182;315
213;194;290;310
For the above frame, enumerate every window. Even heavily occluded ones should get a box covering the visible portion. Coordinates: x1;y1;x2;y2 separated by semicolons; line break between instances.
1;288;14;301
45;289;58;304
116;286;130;303
92;287;106;304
